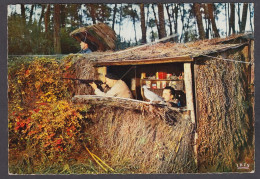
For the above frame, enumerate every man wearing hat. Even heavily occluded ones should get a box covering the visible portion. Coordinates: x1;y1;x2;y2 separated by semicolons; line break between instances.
89;73;133;99
80;41;92;54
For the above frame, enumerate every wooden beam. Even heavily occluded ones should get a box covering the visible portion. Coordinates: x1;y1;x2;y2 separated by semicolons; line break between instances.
93;56;193;67
184;62;197;164
72;95;189;113
184;63;196;124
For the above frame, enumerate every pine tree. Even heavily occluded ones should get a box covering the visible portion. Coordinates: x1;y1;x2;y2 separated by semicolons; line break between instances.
193;3;206;39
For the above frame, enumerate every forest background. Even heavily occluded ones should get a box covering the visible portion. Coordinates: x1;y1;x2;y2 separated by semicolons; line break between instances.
8;3;254;55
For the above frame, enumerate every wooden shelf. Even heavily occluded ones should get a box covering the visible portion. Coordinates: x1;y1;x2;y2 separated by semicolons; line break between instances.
140;78;184;91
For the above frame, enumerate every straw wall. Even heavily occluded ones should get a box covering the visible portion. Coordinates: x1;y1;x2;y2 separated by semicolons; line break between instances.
72;56;97;95
195;49;254;172
82;104;197;173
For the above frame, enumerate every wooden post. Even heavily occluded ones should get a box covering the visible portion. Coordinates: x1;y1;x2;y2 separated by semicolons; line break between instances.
184;63;197;164
184;63;196;124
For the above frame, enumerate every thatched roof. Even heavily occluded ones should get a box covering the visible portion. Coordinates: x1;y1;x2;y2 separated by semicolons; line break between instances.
74;33;253;66
70;23;117;52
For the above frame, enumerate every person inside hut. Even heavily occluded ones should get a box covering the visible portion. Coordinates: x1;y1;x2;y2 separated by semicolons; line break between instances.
89;73;133;99
79;41;92;54
162;86;181;107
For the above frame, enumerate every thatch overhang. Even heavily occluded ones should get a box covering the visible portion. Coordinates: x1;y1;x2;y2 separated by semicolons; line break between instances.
70;23;117;52
74;33;252;67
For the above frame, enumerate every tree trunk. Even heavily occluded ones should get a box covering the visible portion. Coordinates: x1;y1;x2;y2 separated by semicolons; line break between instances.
237;3;241;31
152;4;160;37
28;5;34;25
118;4;123;37
225;3;228;37
44;4;51;33
166;4;173;35
87;4;97;24
240;3;248;33
60;4;66;28
53;4;61;54
158;3;167;38
193;3;206;39
203;3;210;39
100;5;106;23
227;3;230;35
249;4;254;32
21;4;26;25
140;4;147;43
205;17;210;39
183;6;193;42
38;4;45;31
229;3;235;35
112;4;117;30
180;4;186;41
206;3;220;38
131;7;138;45
174;4;179;34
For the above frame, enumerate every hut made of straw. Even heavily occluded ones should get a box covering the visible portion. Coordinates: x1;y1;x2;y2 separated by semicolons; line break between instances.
69;33;254;173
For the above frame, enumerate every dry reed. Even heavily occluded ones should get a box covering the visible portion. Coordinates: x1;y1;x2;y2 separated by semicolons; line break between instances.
195;51;254;172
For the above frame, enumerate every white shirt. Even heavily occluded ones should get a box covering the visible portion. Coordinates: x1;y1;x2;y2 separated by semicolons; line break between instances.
94;80;133;99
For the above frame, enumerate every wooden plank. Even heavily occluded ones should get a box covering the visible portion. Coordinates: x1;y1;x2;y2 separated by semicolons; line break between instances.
184;62;197;164
184;63;196;124
93;56;193;66
72;95;189;112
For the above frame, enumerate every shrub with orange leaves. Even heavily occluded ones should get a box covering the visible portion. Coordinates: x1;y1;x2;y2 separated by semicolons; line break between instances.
8;56;91;170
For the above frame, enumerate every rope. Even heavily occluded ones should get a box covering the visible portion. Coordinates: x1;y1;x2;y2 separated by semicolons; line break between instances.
201;54;253;64
119;66;135;80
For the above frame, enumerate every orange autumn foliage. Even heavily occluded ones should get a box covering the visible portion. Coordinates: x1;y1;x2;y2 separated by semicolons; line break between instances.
8;57;91;164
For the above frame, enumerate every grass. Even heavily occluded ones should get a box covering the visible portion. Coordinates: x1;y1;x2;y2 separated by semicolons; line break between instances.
9;157;103;174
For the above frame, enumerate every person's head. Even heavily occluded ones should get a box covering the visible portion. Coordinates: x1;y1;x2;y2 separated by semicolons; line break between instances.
105;73;119;87
80;41;89;50
162;86;175;102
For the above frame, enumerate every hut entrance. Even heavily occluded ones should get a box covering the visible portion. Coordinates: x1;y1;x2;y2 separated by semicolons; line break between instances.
106;63;186;106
